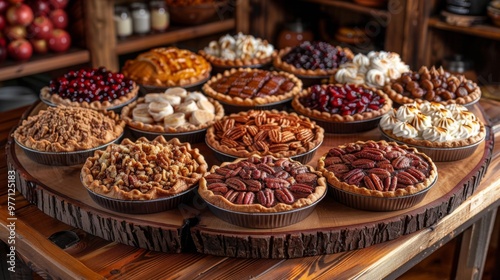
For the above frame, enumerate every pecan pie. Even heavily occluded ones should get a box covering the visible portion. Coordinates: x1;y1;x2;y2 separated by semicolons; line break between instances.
198;155;327;213
40;67;139;110
384;66;481;106
205;109;324;159
318;140;438;198
202;68;302;106
292;83;392;123
121;47;211;88
121;87;225;133
273;41;354;77
199;32;276;68
12;106;124;152
81;136;208;200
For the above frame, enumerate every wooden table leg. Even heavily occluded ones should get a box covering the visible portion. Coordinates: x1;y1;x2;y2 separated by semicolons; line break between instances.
453;208;498;280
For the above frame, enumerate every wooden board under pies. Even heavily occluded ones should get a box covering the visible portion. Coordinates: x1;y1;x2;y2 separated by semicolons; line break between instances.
6;102;494;258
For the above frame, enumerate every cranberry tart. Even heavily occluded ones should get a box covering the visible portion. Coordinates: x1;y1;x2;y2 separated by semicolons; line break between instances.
384;66;481;106
40;67;139;111
198;155;327;227
292;84;392;133
318;140;438;210
121;47;211;88
205;110;324;163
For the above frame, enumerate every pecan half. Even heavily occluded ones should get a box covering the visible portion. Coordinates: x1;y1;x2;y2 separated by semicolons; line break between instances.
353;150;385;161
243;179;262;191
295;173;318;184
257;189;274;207
290;183;314;194
264;177;290;189
343;168;364;185
224;189;239;202
226;178;247;191
396;171;419;184
351;159;376;168
366;168;391;179
363;173;384;191
327;163;350;175
275;188;295;204
392;156;411;169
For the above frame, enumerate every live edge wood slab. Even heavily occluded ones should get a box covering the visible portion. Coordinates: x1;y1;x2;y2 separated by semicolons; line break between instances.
6;102;494;259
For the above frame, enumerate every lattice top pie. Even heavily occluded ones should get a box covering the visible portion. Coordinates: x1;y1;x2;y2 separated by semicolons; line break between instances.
318;140;438;197
205;109;324;158
12;106;124;152
81;136;208;200
121;47;212;87
198;155;327;213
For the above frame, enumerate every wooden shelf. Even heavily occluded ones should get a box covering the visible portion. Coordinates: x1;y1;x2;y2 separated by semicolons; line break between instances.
0;49;90;82
428;17;500;41
115;19;236;55
303;0;389;18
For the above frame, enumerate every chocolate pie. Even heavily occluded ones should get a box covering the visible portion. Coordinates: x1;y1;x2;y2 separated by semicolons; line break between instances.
202;68;302;107
198;155;327;213
384;66;481;106
81;136;208;200
121;47;212;88
205;109;324;159
40;67;139;110
318;140;438;197
273;41;354;77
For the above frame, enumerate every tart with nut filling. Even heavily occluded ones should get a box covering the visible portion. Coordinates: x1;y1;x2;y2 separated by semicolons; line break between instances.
198;155;327;213
318;140;438;198
81;136;207;200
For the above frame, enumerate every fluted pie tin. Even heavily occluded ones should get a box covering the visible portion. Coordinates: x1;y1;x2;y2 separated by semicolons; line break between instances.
218;98;292;115
308;114;384;134
379;128;484;162
14;133;123;166
86;186;196;214
203;190;326;228
128;126;207;143
39;92;138;113
328;177;437;212
139;76;210;94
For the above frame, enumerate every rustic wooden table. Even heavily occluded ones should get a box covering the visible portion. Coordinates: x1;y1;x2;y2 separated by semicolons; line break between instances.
1;99;500;280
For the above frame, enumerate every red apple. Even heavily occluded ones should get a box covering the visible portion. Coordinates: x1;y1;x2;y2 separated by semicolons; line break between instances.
0;36;6;47
28;15;53;39
49;0;68;9
30;38;47;53
7;38;33;60
5;25;27;40
6;4;34;26
49;8;67;29
0;15;5;31
0;0;9;14
31;0;51;16
47;28;70;52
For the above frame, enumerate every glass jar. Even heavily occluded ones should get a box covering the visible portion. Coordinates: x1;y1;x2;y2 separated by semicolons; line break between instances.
131;2;151;34
113;5;133;38
150;0;169;32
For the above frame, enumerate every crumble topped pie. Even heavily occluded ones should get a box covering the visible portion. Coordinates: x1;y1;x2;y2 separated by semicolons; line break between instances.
121;47;212;88
292;83;392;122
81;136;208;200
379;101;485;148
318;140;438;198
198;155;327;213
12;106;124;152
199;32;276;68
40;67;139;110
202;68;302;106
273;41;354;77
205;109;324;158
121;87;225;133
384;66;481;105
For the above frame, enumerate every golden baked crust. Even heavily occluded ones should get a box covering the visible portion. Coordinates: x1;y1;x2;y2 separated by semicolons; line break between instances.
198;155;327;213
273;44;354;77
199;49;276;68
40;84;139;110
318;140;438;198
206;109;324;158
121;95;225;133
81;136;208;200
12;106;124;152
384;66;481;106
121;47;212;87
202;68;302;106
292;84;393;122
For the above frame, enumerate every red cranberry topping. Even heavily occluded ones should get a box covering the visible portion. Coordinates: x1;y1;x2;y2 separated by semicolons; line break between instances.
300;84;385;116
283;41;350;70
48;67;135;103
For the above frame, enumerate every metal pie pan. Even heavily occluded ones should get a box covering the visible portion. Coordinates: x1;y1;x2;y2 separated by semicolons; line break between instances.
218;98;292;115
128;126;207;143
87;186;196;214
379;127;484;162
205;139;321;164
139;76;210;94
39;92;139;113
328;177;437;212
203;190;326;228
15;133;123;166
309;115;383;134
